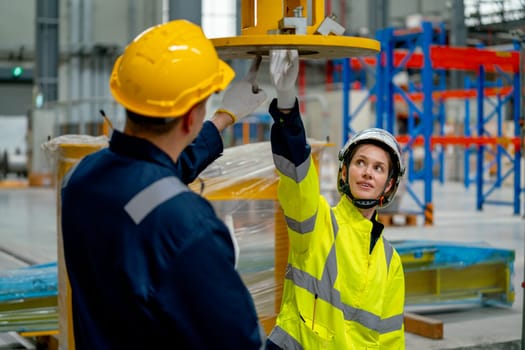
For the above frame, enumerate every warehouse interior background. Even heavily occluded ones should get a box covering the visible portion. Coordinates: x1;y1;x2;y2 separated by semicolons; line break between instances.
1;0;524;186
0;0;525;349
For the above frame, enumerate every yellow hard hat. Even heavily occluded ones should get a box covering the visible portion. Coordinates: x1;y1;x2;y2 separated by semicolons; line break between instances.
110;19;235;118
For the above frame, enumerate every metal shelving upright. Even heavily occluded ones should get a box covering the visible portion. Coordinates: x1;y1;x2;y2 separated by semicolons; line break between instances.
341;21;523;223
373;21;447;224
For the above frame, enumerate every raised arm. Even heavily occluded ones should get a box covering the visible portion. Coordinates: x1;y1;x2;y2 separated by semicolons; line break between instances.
269;50;321;254
176;59;267;184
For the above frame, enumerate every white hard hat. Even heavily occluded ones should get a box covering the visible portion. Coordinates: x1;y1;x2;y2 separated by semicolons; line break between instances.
337;128;405;208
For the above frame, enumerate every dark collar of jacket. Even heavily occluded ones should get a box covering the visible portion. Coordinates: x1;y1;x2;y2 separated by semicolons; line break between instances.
109;129;176;171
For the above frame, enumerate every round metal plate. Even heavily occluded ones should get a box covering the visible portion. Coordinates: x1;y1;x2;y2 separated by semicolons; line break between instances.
211;35;380;60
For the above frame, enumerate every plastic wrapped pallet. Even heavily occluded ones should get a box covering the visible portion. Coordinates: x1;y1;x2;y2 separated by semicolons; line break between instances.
42;135;108;350
188;140;329;333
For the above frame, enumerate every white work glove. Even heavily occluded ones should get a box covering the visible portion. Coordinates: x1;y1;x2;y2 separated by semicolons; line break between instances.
217;57;267;123
270;49;299;109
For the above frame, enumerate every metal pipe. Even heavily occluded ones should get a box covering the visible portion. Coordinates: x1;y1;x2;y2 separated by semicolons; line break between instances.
35;0;59;103
519;33;525;350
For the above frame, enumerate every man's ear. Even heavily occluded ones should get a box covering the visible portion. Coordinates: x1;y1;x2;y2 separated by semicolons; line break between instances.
181;108;195;133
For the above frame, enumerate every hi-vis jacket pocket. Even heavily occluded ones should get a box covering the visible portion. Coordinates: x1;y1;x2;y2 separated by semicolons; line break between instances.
298;312;335;344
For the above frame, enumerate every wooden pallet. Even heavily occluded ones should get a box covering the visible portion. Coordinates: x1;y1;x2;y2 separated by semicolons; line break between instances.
404;312;443;339
378;212;418;226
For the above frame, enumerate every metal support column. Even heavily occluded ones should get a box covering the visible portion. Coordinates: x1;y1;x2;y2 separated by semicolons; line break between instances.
421;22;434;225
342;57;351;142
367;0;388;40
36;0;59;104
476;66;485;211
169;0;202;25
448;0;466;90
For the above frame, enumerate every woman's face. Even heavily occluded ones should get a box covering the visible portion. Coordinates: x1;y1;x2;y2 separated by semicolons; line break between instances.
343;143;393;201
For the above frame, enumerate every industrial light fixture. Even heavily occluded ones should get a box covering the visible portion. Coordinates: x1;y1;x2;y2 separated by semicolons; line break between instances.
11;66;24;79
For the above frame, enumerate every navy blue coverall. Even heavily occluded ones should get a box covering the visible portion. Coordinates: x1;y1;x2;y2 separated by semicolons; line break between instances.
61;121;263;350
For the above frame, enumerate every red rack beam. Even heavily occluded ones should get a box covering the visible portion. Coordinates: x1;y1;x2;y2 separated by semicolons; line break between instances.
432;86;513;99
397;135;521;149
349;52;424;70
348;47;519;73
398;86;513;101
369;86;514;102
430;46;520;73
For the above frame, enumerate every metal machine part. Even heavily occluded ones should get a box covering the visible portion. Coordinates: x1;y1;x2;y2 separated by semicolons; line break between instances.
211;0;380;60
0;150;28;178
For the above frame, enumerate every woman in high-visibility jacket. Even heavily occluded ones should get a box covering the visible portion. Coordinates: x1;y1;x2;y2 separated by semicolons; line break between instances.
266;50;406;350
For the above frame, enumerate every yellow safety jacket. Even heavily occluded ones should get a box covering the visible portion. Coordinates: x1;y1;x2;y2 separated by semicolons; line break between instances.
268;99;405;349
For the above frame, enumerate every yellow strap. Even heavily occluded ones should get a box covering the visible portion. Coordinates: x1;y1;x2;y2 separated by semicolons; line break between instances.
216;108;237;124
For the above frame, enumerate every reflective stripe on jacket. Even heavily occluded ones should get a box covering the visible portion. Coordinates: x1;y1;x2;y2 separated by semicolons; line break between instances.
268;99;405;349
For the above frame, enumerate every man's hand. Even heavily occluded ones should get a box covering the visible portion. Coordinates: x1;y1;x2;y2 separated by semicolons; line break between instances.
217;56;267;125
270;49;299;110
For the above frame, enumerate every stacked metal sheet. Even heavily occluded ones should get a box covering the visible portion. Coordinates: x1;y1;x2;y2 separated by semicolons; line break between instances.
0;262;58;334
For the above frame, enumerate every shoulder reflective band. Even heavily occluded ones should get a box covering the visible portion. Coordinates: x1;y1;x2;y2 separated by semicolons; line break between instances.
125;176;188;224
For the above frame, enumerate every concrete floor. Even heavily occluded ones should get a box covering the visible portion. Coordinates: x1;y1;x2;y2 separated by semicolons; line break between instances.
389;180;524;350
0;179;523;349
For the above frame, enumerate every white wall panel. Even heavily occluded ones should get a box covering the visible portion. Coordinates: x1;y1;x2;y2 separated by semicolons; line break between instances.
0;0;35;51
